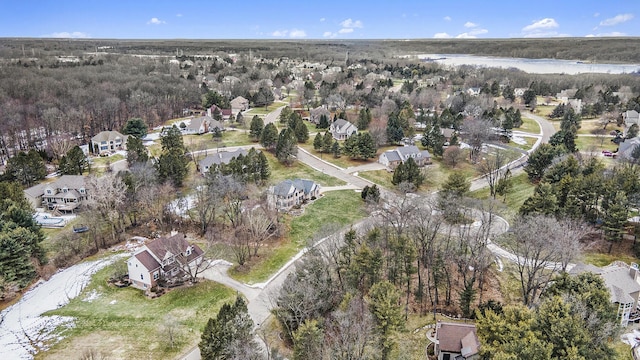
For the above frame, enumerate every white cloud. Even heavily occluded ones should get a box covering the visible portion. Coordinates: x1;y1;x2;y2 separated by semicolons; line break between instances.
320;17;325;22
454;27;488;38
289;29;307;38
434;32;451;38
147;17;166;25
340;18;363;28
338;28;354;34
464;21;477;28
523;31;570;38
176;13;182;17
593;12;600;17
522;18;558;32
443;16;451;21
585;31;627;37
323;31;337;38
271;30;287;37
43;31;90;38
600;13;634;26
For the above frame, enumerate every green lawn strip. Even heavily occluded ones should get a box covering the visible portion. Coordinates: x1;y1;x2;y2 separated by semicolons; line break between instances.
535;104;555;118
509;136;537;151
577;119;624;135
229;190;366;284
43;262;236;359
581;252;638;267
517;117;541;134
575;135;618;152
298;142;394;170
245;102;285;116
265;152;345;187
424;158;478;191
358;169;394;189
613;342;634;360
89;154;125;167
469;172;535;221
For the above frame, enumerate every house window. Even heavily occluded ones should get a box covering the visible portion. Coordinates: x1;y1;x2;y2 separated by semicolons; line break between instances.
186;247;192;256
153;272;159;280
140;274;144;280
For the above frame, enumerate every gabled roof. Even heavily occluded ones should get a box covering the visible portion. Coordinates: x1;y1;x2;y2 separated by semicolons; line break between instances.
437;322;479;356
271;179;319;197
382;146;431;163
600;264;640;303
231;96;249;106
199;149;248;170
619;137;640;159
332;119;357;133
145;233;190;261
135;250;161;272
92;130;127;143
623;110;639;119
26;175;86;198
383;150;402;162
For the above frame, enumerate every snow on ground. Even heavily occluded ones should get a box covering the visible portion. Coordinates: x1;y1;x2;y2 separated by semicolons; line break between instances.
0;255;124;359
511;135;528;145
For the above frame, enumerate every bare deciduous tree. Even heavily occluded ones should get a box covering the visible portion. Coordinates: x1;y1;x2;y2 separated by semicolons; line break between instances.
462;118;494;162
477;148;507;199
85;173;126;246
504;215;582;306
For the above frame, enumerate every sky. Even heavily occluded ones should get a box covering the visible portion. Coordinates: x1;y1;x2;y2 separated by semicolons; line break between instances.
0;0;638;39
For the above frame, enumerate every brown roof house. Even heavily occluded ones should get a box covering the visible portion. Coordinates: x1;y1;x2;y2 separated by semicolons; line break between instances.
24;175;87;212
207;104;233;120
127;233;204;291
435;322;480;360
230;96;250;115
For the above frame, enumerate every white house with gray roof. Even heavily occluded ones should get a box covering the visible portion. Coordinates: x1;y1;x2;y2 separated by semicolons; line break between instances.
379;145;432;170
183;116;224;135
570;261;640;326
198;148;248;175
24;175;87;212
329;119;358;140
91;130;128;154
618;137;640;161
267;179;320;211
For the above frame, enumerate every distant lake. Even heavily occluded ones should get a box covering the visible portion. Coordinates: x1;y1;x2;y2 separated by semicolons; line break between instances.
412;54;640;75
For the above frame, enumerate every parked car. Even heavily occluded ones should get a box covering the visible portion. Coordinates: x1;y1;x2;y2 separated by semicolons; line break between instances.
602;150;613;157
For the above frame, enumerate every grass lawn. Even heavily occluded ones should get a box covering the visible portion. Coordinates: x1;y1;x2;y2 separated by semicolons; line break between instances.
518;117;541;134
41;262;236;360
229;190;366;284
577;119;624;135
89;154;125;168
575;135;618;153
470;172;536;221
359;169;394;189
266;152;345;187
581;252;638;267
509;136;537;152
535;105;555;118
423;158;478;192
244;102;286;116
299;142;395;170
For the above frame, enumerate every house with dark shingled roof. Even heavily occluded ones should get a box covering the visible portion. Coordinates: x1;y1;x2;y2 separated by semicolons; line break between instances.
267;178;320;211
127;233;204;290
435;321;480;360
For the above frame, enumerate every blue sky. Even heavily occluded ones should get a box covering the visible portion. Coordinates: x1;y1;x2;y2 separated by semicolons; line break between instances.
0;0;637;39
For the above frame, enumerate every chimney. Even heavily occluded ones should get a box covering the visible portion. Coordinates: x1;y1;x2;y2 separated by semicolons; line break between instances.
630;263;639;282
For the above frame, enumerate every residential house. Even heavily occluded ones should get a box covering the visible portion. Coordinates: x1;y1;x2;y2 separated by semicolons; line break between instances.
127;233;204;291
556;88;578;102
570;262;640;326
198;148;248;175
310;106;331;125
435;322;481;360
466;87;481;97
618;137;640;160
514;88;528;97
91;130;127;154
623;110;640;128
441;128;456;143
267;179;320;211
329;119;358;140
230;96;249;115
207;104;233;120
183;116;224;135
24;175;87;212
379;145;432;170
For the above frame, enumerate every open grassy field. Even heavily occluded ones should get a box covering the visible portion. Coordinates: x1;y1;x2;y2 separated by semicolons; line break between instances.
41;262;236;360
89;154;125;167
577;119;624;135
358;169;394;189
229;190;366;284
266;152;345;187
518;117;541;134
575;135;618;153
470;172;536;221
244;102;286;116
299;142;396;170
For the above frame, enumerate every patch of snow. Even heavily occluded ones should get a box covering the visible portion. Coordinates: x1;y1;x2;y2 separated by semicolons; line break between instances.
82;289;100;302
0;254;125;359
109;300;117;305
511;136;527;145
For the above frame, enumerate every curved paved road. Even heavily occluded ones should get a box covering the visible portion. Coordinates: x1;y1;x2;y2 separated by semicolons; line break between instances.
179;108;559;360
